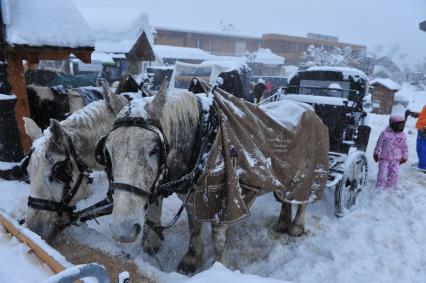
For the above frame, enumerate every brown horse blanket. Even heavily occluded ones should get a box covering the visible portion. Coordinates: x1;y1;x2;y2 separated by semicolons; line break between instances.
193;82;329;223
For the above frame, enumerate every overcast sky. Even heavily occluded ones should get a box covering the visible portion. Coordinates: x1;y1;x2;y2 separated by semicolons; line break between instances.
75;0;426;66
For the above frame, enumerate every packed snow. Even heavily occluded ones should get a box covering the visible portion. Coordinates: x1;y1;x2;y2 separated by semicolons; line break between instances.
1;0;95;48
0;85;425;282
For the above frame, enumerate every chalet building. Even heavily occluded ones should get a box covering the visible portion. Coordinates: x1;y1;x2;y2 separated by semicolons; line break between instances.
261;33;366;65
154;27;366;66
154;26;262;56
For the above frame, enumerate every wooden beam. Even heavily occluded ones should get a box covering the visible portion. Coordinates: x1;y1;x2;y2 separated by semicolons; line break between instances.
5;45;94;62
6;51;32;152
73;49;92;63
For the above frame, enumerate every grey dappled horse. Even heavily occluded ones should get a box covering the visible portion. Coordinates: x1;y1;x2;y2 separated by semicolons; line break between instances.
103;83;311;274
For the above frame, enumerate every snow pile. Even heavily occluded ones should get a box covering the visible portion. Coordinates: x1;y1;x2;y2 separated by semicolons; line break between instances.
249;49;285;65
0;226;53;282
370;78;401;91
184;262;291;283
1;0;94;48
154;45;217;61
260;99;313;128
307;66;368;81
77;7;154;54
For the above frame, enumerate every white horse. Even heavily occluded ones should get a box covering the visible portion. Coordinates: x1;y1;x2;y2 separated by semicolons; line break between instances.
102;83;324;274
24;85;129;240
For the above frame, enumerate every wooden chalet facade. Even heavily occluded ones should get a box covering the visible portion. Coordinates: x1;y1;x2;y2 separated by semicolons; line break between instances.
154;26;261;57
262;33;366;65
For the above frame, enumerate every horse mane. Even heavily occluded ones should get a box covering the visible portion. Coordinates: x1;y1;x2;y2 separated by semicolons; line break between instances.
159;90;200;141
122;90;199;141
31;100;115;166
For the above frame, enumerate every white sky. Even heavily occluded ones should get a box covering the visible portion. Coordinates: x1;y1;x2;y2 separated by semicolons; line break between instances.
75;0;426;66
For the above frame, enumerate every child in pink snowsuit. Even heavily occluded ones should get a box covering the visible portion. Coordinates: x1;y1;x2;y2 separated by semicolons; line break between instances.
373;115;408;189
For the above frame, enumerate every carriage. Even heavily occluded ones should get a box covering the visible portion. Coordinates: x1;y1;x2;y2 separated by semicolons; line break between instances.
171;60;253;102
265;66;372;216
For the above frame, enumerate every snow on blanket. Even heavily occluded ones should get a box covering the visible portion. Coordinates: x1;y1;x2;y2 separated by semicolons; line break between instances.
0;85;426;282
1;0;94;48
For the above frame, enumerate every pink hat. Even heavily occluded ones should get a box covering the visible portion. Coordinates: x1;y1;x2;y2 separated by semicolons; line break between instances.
389;115;405;124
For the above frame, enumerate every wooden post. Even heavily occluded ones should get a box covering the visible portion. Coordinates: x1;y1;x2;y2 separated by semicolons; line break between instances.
6;51;32;151
0;3;24;160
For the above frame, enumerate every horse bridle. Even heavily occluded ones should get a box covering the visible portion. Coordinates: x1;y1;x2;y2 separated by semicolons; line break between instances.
27;132;92;219
96;116;170;203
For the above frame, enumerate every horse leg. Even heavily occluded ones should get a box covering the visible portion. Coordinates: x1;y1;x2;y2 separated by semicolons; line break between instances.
211;222;229;264
143;198;163;255
288;204;306;237
274;202;292;234
177;197;204;275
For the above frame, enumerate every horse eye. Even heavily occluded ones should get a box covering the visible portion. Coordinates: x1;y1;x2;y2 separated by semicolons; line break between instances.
149;147;159;156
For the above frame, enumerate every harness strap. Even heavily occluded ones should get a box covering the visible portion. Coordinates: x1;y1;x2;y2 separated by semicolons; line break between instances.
109;182;152;199
28;196;75;216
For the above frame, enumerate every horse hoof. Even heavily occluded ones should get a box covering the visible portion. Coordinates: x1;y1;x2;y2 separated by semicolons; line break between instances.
177;262;197;275
177;254;199;275
288;224;304;237
273;222;289;234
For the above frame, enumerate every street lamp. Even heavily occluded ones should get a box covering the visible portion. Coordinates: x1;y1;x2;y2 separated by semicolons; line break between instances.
420;21;426;32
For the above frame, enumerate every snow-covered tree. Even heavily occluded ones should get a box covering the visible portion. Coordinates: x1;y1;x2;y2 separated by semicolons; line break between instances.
302;45;355;67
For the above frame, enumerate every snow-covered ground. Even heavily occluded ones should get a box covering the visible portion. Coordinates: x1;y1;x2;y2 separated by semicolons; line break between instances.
0;85;425;282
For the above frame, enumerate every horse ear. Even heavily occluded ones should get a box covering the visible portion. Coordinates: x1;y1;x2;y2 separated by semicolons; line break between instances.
146;78;168;120
102;80;128;115
49;119;65;146
23;117;42;141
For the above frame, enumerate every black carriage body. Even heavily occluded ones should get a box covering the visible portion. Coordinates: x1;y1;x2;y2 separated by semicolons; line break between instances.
285;68;370;154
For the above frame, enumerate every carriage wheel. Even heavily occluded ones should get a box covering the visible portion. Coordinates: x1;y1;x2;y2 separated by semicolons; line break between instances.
335;151;368;217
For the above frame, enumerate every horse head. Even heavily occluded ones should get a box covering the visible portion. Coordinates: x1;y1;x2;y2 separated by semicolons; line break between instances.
25;83;129;240
25;118;91;240
102;78;199;244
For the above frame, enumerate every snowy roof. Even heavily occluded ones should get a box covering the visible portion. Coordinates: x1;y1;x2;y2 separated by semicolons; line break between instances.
77;7;154;56
249;48;285;65
307;66;368;80
373;65;393;78
154;25;262;40
370;78;401;91
154;45;217;61
1;0;95;48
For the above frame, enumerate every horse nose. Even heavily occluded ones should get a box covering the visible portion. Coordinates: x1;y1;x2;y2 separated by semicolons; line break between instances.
112;221;143;243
